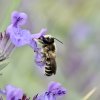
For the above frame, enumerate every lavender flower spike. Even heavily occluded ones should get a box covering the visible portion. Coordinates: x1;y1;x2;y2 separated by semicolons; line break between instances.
0;85;23;100
35;82;66;100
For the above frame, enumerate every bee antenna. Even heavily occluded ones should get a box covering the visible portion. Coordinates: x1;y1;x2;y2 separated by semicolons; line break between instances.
54;38;63;44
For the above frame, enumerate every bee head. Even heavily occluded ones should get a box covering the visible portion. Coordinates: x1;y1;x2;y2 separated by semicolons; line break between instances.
38;35;54;44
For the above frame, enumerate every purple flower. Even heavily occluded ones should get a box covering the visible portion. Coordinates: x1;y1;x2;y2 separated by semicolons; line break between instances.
31;28;47;39
29;28;47;51
11;11;27;27
7;11;47;51
28;29;46;52
0;82;66;100
29;28;47;68
47;82;66;96
35;82;66;100
7;25;32;47
0;85;23;100
6;11;48;51
6;11;32;47
34;48;45;67
29;28;47;50
29;38;39;52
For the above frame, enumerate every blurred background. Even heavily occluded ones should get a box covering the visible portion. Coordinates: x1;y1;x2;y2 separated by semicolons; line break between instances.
0;0;100;100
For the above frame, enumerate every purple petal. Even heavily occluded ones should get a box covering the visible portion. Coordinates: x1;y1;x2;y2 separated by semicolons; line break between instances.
70;20;91;45
48;82;61;92
6;24;14;36
36;93;55;100
6;25;31;47
29;39;38;52
32;28;47;39
5;85;23;100
44;93;56;100
11;11;18;23
40;28;47;35
35;49;45;67
47;82;66;96
11;11;27;27
10;30;31;47
32;82;66;100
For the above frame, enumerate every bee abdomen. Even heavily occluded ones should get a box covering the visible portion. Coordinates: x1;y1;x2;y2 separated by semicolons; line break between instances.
45;66;53;76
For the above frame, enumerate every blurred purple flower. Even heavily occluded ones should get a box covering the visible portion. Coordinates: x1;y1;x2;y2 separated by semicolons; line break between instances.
0;85;23;100
11;11;27;27
70;20;91;45
35;82;66;100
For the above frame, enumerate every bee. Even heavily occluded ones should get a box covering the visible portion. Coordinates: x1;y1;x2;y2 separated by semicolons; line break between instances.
38;35;63;76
